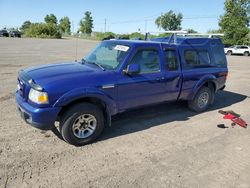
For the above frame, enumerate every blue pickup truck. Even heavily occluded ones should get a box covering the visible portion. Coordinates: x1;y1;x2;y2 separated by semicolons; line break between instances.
16;35;228;145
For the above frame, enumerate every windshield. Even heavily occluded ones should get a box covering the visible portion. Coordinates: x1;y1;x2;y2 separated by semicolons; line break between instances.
84;41;130;70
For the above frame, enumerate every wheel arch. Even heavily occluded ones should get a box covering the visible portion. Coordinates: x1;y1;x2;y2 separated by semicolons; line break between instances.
189;78;217;101
57;96;112;127
244;51;250;56
54;87;117;127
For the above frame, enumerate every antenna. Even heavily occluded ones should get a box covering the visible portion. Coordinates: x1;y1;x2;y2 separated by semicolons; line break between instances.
75;33;78;62
72;20;78;62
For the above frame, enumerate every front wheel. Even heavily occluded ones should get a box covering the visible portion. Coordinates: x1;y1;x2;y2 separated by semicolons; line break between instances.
60;103;104;146
188;86;213;112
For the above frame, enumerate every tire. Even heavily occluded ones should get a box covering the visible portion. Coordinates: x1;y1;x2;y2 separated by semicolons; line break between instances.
60;103;104;146
227;51;232;56
243;51;249;56
188;86;213;112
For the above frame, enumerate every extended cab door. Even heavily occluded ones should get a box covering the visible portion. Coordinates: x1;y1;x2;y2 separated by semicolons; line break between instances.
160;45;182;101
117;45;167;110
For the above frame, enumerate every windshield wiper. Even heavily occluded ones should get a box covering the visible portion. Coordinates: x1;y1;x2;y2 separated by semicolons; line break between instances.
87;61;106;71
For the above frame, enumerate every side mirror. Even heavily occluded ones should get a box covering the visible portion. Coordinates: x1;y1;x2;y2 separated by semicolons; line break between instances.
123;64;140;75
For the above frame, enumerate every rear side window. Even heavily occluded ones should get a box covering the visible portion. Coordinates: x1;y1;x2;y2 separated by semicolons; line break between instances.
165;50;179;71
240;46;248;49
198;51;210;65
184;50;210;67
211;46;226;66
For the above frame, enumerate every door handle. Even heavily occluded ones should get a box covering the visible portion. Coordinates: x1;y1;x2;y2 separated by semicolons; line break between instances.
156;77;165;81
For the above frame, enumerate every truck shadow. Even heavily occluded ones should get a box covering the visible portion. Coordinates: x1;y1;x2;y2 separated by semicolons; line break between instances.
99;90;247;142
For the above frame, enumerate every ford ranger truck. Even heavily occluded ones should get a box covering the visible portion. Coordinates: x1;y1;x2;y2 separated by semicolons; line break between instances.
16;37;228;146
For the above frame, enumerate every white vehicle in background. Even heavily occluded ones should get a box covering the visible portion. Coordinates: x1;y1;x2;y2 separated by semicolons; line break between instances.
224;45;250;56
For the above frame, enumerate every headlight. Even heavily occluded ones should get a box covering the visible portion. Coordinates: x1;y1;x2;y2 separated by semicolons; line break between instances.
29;88;49;104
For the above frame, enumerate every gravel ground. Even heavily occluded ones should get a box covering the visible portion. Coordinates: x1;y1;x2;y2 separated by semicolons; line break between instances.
0;37;250;188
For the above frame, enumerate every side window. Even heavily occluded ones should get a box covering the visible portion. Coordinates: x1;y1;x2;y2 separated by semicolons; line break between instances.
184;50;199;66
211;46;226;66
198;51;210;65
129;49;160;73
165;50;179;71
184;50;211;67
241;46;248;49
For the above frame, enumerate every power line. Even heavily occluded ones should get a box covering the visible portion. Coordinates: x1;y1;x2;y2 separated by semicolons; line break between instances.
93;15;219;26
183;16;219;19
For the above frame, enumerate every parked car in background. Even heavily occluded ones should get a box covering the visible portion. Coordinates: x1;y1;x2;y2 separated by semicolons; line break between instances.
0;29;9;37
9;30;21;38
224;45;250;56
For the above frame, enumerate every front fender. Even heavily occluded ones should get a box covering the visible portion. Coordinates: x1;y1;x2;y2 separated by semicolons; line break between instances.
188;74;217;100
53;87;118;115
85;88;117;115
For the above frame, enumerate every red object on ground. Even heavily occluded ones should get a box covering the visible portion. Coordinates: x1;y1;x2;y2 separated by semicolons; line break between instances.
218;110;248;128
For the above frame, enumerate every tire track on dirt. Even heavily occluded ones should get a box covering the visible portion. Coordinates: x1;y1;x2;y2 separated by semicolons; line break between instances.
0;93;15;102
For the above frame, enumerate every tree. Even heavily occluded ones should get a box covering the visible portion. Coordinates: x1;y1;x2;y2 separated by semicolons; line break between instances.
20;20;31;32
219;0;249;45
155;10;183;31
44;14;57;25
79;11;93;34
25;23;61;39
246;32;250;45
59;16;71;34
207;29;223;34
186;28;198;33
129;32;144;40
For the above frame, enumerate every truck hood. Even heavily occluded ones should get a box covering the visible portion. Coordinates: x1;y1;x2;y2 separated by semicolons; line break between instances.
19;62;117;106
24;62;95;81
21;62;113;92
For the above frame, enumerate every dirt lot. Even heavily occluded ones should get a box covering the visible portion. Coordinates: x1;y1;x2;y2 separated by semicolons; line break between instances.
0;37;250;188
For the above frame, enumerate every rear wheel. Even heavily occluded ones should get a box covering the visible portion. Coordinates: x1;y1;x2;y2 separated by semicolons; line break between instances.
227;51;232;55
243;51;249;56
60;103;104;146
188;86;213;112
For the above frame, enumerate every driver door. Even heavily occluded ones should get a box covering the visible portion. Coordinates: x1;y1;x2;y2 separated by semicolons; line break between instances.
117;47;166;110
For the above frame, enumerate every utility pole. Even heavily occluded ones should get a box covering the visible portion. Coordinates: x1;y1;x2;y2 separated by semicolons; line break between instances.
72;20;74;36
104;19;107;33
144;20;147;32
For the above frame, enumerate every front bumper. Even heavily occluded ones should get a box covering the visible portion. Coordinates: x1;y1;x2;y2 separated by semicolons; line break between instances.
16;92;61;130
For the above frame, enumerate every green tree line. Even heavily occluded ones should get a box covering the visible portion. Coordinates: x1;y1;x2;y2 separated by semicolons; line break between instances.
21;14;71;38
20;0;249;45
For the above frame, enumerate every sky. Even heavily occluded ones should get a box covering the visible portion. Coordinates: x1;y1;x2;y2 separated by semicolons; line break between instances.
0;0;226;34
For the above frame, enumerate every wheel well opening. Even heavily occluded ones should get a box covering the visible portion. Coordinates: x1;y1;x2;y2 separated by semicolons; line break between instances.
204;81;216;92
57;97;107;121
